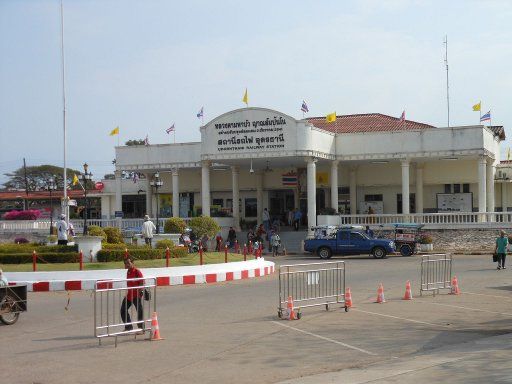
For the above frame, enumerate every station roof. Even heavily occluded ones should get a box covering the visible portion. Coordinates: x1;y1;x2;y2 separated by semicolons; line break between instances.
307;113;436;134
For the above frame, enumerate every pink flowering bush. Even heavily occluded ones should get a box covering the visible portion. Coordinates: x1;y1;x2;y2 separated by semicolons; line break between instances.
3;210;42;220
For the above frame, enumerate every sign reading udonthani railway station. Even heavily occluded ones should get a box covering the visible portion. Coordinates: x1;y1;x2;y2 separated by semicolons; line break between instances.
201;108;296;156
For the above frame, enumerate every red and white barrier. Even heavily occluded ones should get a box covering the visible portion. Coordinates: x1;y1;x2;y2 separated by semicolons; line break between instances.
6;258;275;292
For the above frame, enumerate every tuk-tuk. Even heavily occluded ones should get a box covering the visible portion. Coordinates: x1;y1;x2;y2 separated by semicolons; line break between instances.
378;223;424;256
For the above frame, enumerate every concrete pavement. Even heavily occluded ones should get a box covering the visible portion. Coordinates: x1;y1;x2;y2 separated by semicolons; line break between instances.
2;253;512;383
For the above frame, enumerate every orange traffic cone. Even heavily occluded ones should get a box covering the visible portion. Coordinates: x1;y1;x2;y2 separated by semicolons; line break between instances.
150;312;164;341
403;280;413;300
286;296;298;320
345;287;353;308
375;283;386;303
450;276;460;295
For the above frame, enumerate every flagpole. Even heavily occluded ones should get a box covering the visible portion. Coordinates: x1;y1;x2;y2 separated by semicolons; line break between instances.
444;35;450;128
174;130;176;144
479;101;481;124
60;0;68;225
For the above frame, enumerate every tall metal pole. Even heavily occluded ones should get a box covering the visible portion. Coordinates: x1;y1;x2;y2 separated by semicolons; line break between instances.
60;0;68;224
444;35;450;128
23;158;29;210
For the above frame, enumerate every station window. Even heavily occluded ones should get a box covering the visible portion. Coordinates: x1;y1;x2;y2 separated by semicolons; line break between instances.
364;194;383;202
463;183;470;193
444;184;452;193
338;187;350;195
244;198;257;217
212;198;224;207
453;184;461;193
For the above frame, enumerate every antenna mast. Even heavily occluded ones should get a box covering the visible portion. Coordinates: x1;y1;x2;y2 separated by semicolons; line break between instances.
444;35;450;128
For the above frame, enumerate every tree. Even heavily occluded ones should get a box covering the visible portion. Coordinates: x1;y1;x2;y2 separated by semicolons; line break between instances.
125;139;146;146
2;164;86;191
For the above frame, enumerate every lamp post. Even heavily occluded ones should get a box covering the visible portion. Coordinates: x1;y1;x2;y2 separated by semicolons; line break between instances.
82;163;92;235
47;176;57;235
150;172;163;234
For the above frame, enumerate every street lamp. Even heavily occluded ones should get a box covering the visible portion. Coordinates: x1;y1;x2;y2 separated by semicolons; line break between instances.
47;176;57;235
149;172;163;233
82;163;92;235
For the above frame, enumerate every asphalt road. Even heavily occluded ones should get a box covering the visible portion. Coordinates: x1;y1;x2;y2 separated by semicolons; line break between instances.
2;253;512;384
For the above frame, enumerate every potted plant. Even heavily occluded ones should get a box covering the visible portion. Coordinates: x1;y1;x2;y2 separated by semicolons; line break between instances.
418;234;433;252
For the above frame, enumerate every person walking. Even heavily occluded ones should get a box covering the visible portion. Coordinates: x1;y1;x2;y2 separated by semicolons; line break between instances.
227;226;236;248
56;214;68;245
271;231;281;257
120;257;144;331
293;209;302;231
142;215;156;247
495;230;508;270
262;208;271;232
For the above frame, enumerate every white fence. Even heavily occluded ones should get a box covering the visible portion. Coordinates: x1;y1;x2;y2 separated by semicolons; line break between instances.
0;217;235;233
319;212;512;229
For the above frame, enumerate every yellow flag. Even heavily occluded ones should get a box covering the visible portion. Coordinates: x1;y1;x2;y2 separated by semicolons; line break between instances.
326;112;336;123
472;102;481;111
242;88;248;106
109;126;119;136
72;174;79;186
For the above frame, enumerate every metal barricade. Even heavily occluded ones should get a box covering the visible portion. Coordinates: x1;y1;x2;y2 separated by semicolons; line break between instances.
420;254;452;296
278;261;347;319
94;277;157;347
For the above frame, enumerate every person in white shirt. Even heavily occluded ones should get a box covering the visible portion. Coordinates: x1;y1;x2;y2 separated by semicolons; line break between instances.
56;214;68;245
262;208;271;232
0;269;8;287
142;215;156;247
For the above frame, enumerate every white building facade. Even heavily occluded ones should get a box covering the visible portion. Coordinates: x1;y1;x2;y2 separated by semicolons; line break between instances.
95;107;507;228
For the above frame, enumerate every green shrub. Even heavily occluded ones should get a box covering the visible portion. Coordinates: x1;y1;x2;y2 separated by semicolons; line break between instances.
87;225;107;242
419;234;433;244
101;243;139;250
169;246;189;258
164;217;186;234
0;252;79;264
155;239;176;249
0;244;78;254
189;216;220;239
103;226;124;244
96;248;165;262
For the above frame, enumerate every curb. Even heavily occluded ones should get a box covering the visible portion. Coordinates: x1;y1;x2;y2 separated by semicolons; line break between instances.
6;259;275;292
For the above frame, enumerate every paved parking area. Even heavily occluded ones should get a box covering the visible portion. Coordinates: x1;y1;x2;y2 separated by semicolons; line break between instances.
3;253;512;383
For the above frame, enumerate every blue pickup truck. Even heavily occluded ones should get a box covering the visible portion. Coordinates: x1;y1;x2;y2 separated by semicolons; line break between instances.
304;227;396;259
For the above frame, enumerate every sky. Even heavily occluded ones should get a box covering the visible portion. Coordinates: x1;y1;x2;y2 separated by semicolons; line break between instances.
1;0;511;186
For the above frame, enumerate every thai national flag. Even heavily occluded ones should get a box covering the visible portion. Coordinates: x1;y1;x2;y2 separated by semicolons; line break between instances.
282;172;298;186
480;111;491;122
166;124;175;134
144;135;149;146
301;101;309;113
197;107;204;119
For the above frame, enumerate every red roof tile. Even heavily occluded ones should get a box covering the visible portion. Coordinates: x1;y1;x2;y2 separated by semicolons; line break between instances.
307;113;435;134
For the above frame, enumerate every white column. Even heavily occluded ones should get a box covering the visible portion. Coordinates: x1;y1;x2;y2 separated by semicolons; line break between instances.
349;166;357;215
145;173;153;216
401;159;410;215
115;170;122;212
487;160;495;212
172;168;179;218
201;161;211;216
416;163;424;214
330;160;339;211
502;182;508;213
478;156;487;213
306;157;317;231
256;172;263;223
231;166;240;230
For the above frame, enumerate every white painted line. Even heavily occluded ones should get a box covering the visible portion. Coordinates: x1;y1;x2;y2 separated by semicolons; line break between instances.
271;321;377;356
424;302;512;317
463;291;512;300
351;308;451;328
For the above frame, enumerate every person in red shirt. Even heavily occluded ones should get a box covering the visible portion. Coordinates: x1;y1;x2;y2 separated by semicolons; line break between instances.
120;257;144;331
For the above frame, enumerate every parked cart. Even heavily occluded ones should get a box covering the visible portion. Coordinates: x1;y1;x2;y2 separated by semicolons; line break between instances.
0;285;27;325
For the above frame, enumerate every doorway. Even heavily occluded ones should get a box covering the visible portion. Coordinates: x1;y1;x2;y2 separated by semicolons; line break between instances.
269;189;295;224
